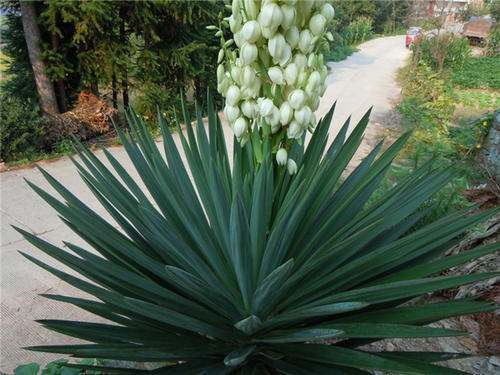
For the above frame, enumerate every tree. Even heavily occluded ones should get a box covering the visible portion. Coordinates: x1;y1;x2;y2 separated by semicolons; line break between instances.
19;1;59;114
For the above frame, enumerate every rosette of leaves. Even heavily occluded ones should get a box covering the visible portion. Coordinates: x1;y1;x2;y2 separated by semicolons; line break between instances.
16;94;499;374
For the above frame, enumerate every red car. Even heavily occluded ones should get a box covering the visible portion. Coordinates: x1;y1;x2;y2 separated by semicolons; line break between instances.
405;27;423;48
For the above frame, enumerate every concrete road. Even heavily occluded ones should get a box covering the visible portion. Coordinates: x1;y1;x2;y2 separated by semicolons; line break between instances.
0;35;409;371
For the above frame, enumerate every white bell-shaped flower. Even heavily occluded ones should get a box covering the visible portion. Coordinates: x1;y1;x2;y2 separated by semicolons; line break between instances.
280;5;296;30
267;106;281;127
288;89;307;110
279;101;293;125
241;43;258;65
287;120;302;139
268;33;286;60
287;158;298;175
233;117;248;138
241;20;261;43
277;43;292;66
276;148;288;166
241;100;257;118
259;3;283;30
224;105;240;123
321;3;335;21
298;29;313;54
226;85;241;106
231;66;242;84
284;63;298;86
294;105;312;126
285;26;300;49
259;98;275;117
241;66;255;87
268;66;284;84
309;13;326;36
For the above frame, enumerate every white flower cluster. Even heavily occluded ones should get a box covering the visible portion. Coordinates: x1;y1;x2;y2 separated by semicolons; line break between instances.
216;0;334;170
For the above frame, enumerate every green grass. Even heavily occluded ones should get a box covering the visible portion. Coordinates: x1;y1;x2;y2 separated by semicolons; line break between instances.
454;88;500;110
325;44;357;62
452;56;500;90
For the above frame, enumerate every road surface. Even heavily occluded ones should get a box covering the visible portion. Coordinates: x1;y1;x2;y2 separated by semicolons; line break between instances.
0;35;409;371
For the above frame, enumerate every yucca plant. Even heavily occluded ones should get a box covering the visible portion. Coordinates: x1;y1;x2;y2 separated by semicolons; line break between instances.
16;93;499;374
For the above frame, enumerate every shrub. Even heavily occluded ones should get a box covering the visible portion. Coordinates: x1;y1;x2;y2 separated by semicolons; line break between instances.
344;16;373;45
16;95;499;373
413;33;471;72
0;94;49;162
485;26;500;56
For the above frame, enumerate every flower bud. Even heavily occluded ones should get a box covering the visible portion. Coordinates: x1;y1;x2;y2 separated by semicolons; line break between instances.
241;43;258;65
217;64;225;83
260;3;283;30
259;98;275;117
218;76;230;95
241;66;255;87
308;53;316;68
268;66;283;84
234;31;244;47
298;29;313;54
308;71;321;89
309;95;320;111
244;0;258;20
241;20;261;43
229;15;242;33
321;3;335;21
268;33;286;60
226;85;241;106
231;66;242;83
294;105;312;126
288;89;306;110
285;26;300;49
297;71;308;87
217;49;224;64
233;117;248;138
224;105;240;123
280;5;296;30
309;13;326;36
279;101;293;125
276;148;288;166
241;100;257;118
326;31;334;41
287;158;298;175
287;120;302;139
284;63;298;85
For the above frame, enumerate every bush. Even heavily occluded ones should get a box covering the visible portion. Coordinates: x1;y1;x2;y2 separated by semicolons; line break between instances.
344;16;373;45
451;56;500;89
485;26;500;56
16;96;499;373
413;33;471;72
0;95;49;162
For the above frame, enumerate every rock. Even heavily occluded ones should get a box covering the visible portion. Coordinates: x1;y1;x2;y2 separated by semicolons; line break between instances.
481;110;500;183
489;356;500;367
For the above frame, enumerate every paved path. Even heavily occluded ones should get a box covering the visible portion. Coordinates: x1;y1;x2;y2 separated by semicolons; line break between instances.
0;36;409;371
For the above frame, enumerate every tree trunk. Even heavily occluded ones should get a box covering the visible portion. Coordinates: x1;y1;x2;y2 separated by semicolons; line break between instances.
20;1;59;115
111;70;118;109
119;8;129;109
51;32;67;112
